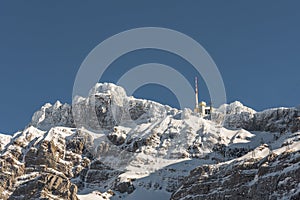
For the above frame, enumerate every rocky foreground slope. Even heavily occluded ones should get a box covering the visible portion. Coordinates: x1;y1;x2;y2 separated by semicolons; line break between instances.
172;143;300;200
0;83;299;200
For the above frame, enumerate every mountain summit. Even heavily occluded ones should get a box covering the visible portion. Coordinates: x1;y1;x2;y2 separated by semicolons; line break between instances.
0;83;299;200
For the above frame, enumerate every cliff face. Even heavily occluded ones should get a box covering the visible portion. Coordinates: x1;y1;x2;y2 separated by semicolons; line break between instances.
245;107;300;133
0;127;79;200
0;83;299;200
171;144;300;200
218;101;300;133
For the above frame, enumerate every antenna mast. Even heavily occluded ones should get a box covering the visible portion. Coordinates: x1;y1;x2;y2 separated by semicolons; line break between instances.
194;77;199;112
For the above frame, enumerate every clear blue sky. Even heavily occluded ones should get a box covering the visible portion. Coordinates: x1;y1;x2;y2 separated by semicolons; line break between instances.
0;1;299;134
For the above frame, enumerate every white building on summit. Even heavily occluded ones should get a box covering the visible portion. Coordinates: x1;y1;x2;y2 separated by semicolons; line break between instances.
193;77;213;116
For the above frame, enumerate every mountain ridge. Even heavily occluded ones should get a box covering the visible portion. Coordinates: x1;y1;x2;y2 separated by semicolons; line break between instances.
0;83;299;200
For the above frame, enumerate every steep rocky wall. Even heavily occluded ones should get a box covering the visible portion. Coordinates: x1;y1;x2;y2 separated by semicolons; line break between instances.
171;148;300;200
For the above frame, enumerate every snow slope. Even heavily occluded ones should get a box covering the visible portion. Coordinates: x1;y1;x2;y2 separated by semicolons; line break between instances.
0;133;12;151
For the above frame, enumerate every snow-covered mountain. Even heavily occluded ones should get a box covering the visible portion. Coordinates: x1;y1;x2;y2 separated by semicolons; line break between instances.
0;83;299;200
0;134;11;151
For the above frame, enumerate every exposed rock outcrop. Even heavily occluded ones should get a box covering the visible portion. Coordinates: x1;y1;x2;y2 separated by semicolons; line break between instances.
216;102;300;133
10;173;78;200
171;147;300;200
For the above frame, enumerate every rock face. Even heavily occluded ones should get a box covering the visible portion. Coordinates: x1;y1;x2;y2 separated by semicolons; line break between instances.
215;101;256;129
171;147;300;200
246;107;300;133
0;83;299;200
218;102;300;133
114;180;135;194
10;173;78;200
30;101;75;131
0;127;79;200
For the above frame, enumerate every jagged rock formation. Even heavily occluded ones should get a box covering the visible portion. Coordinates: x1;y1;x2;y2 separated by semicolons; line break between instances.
0;127;79;200
30;102;75;131
10;172;78;200
0;83;299;200
246;107;300;133
219;101;300;133
171;145;300;200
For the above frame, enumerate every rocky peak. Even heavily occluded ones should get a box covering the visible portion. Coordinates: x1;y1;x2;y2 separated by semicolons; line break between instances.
216;101;300;133
219;101;256;115
30;101;74;131
89;82;127;98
